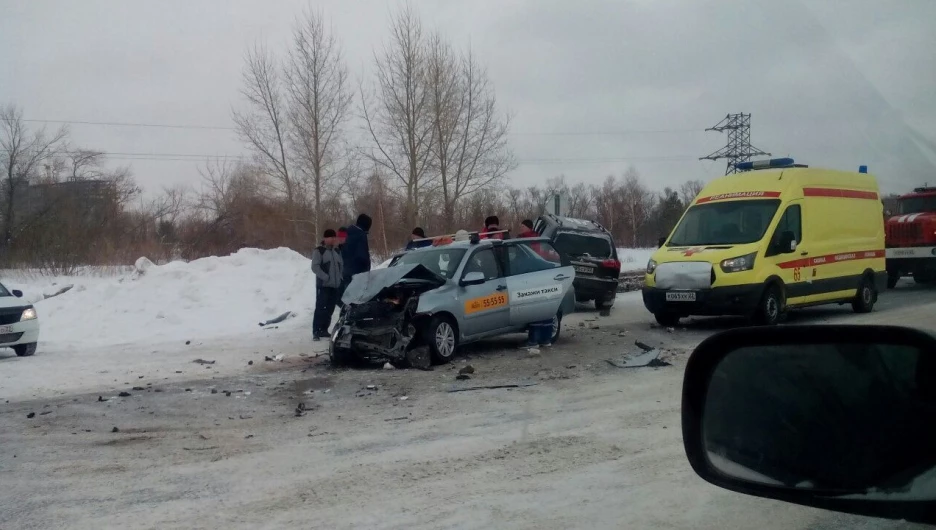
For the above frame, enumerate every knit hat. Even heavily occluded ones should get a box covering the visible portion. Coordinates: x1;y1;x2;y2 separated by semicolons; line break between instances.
412;227;426;238
337;227;347;237
356;214;373;232
484;216;499;227
521;219;534;229
323;229;336;238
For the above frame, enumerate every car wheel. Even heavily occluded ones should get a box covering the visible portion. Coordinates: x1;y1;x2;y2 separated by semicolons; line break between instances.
13;342;36;357
550;312;563;343
913;273;934;285
595;297;614;310
654;312;680;327
754;285;784;325
886;270;900;289
852;277;876;313
426;316;457;364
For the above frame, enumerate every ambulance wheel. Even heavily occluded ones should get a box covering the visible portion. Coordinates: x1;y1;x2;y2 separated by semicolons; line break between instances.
851;277;876;314
654;312;680;327
754;285;784;325
425;316;458;364
886;270;900;289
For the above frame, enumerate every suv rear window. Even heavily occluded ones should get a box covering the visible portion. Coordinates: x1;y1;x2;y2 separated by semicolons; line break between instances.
553;232;613;259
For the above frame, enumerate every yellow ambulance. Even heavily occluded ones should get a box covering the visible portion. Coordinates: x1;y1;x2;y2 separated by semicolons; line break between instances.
643;159;886;326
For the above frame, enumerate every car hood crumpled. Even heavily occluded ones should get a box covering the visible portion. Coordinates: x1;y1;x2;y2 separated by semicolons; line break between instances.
341;264;447;305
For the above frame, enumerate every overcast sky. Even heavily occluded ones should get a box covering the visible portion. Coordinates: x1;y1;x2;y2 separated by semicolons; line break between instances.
2;0;935;197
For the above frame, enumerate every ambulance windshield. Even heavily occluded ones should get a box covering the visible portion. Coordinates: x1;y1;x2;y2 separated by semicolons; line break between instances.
669;199;781;246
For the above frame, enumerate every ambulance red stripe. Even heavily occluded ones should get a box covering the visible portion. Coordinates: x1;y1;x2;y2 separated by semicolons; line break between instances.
802;187;879;200
777;249;884;269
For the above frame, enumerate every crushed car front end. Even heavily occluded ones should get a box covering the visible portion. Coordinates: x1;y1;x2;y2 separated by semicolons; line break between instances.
330;263;448;366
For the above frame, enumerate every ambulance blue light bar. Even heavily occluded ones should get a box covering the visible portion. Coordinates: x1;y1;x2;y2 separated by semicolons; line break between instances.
734;158;796;171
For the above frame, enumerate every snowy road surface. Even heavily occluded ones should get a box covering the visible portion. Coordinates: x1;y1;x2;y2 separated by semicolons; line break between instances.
1;278;934;529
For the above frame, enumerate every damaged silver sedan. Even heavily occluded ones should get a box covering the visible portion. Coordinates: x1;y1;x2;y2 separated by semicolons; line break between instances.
329;237;576;367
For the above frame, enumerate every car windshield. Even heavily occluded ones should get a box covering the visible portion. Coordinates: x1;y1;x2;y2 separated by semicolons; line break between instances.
669;200;781;246
553;232;613;258
897;196;936;215
390;248;467;279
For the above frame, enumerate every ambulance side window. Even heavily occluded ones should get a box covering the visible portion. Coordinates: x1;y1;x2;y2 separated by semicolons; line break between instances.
769;205;802;255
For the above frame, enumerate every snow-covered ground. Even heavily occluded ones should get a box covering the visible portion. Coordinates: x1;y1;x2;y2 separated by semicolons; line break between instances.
618;247;654;271
1;247;318;351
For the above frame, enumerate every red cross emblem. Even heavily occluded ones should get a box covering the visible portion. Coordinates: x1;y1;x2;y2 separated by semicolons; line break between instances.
682;247;705;256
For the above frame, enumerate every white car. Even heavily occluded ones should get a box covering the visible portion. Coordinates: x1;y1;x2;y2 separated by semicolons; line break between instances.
0;282;39;357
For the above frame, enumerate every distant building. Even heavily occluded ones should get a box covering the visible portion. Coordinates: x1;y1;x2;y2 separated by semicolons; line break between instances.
2;178;115;223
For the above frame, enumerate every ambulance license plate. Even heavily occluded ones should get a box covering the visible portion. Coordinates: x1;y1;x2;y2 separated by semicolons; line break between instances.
665;291;697;302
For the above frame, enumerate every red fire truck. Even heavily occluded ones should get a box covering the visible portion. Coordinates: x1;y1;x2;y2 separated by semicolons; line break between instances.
885;185;936;288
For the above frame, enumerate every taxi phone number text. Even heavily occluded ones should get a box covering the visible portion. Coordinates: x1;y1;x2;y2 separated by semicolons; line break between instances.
465;293;508;314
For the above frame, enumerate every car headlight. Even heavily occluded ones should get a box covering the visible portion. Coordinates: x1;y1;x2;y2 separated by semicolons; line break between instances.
646;259;657;274
20;307;37;321
720;253;757;273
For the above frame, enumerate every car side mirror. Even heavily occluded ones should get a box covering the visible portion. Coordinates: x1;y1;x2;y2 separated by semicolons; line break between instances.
777;230;796;254
11;290;22;298
682;325;936;525
657;236;667;248
460;271;486;287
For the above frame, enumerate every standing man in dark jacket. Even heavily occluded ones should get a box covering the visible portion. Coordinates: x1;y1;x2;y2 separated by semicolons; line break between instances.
311;229;344;340
341;214;373;291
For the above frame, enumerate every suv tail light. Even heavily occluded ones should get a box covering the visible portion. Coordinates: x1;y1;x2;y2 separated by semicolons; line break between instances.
601;259;621;270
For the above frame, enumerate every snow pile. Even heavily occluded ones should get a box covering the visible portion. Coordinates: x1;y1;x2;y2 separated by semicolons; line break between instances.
617;248;655;271
6;247;317;349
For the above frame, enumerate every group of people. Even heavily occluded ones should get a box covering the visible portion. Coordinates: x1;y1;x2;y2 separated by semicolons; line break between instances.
402;216;540;249
311;213;552;348
309;214;373;341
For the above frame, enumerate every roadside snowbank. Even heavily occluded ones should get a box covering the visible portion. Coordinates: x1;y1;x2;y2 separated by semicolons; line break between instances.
2;247;317;350
618;248;654;271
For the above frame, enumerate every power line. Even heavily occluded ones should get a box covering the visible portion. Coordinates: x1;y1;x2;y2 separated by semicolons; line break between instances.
7;117;703;137
3;148;698;164
11;118;237;131
511;129;703;136
4;146;705;167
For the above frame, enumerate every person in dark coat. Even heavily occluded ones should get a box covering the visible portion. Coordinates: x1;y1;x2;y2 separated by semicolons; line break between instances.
405;227;432;250
341;214;373;289
310;229;343;340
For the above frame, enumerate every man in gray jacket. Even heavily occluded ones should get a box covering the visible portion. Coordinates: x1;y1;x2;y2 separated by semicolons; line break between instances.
311;229;344;341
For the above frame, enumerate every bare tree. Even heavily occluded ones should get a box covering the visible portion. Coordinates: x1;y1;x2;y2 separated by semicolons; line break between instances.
231;43;299;238
360;4;436;227
0;104;68;253
679;179;706;206
285;7;352;237
620;167;654;247
426;36;515;229
62;148;106;179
